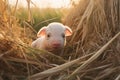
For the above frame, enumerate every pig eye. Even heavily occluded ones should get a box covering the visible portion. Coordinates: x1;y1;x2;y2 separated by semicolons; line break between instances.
62;33;65;38
47;33;51;38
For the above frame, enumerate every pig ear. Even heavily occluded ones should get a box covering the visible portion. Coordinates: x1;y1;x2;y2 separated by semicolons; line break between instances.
37;27;47;37
65;26;72;36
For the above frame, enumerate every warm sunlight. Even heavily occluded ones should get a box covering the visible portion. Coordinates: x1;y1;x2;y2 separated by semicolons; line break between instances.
8;0;72;8
1;0;119;80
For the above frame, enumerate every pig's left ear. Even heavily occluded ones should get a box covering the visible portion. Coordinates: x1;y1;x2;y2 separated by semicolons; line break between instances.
37;27;47;37
65;26;72;36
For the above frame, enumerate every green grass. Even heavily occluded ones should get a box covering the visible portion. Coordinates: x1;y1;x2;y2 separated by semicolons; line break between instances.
16;7;63;31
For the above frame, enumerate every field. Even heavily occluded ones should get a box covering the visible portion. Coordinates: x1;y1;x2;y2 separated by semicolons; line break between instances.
0;0;120;80
15;7;64;31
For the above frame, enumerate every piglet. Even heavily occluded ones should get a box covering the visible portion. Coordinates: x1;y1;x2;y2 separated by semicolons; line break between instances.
31;22;72;53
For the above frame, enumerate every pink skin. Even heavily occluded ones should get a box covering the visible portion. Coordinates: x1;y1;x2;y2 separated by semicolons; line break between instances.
31;22;72;52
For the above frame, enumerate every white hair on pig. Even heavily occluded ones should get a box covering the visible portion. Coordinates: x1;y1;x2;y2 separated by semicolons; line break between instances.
31;22;72;53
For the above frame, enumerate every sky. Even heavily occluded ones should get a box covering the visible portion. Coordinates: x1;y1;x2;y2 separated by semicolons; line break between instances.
8;0;73;8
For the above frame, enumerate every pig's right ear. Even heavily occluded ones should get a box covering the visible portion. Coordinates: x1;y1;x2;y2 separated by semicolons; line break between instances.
37;27;47;37
65;26;72;36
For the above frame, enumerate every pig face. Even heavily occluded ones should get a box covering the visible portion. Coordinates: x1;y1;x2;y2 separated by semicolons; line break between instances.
37;22;72;51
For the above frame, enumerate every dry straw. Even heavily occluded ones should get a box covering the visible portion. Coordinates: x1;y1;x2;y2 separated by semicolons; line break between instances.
0;0;120;80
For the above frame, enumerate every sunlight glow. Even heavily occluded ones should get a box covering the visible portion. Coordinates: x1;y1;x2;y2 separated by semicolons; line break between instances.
8;0;72;8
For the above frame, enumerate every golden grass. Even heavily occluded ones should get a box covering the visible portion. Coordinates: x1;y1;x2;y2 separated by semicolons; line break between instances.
0;0;120;80
63;0;120;80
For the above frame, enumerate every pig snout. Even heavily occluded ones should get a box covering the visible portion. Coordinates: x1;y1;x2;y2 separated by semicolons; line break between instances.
51;41;61;48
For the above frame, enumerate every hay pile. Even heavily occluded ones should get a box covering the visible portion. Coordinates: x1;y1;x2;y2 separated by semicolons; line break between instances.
0;0;120;80
63;0;120;80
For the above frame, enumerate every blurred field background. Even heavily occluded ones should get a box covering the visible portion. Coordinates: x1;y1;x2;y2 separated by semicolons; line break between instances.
15;7;63;31
9;0;75;31
0;0;120;80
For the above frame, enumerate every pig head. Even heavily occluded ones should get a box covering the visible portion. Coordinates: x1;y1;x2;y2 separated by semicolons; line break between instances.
32;22;72;52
